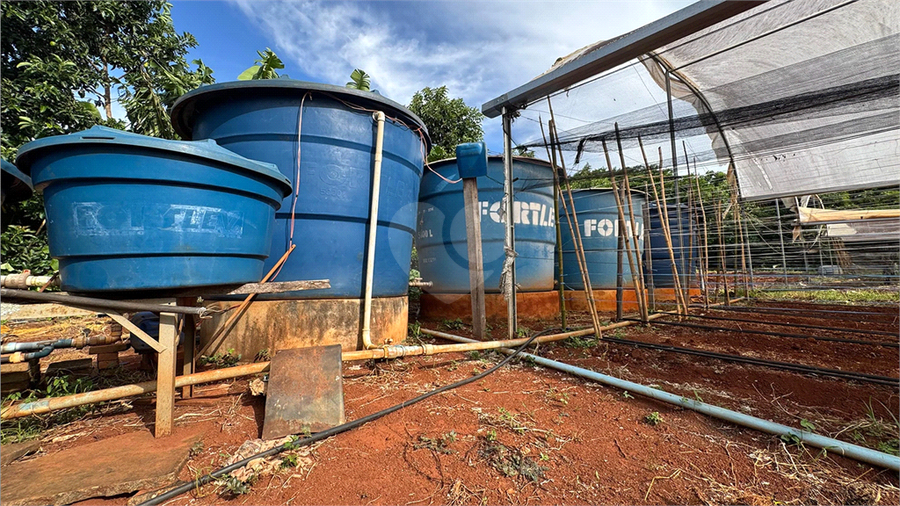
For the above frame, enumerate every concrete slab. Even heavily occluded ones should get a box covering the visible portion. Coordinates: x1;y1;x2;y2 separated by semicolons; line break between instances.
0;429;200;505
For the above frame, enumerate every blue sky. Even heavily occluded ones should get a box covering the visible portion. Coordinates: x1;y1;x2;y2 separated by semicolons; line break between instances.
170;0;695;155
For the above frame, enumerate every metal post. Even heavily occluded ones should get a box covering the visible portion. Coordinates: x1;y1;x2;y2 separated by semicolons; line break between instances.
775;199;788;284
554;166;566;330
501;108;517;340
665;70;686;303
643;198;655;312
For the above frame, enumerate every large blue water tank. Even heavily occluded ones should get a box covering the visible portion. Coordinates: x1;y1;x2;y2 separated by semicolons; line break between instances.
172;81;430;299
1;158;32;231
559;189;646;290
15;126;291;293
645;203;698;288
417;156;555;293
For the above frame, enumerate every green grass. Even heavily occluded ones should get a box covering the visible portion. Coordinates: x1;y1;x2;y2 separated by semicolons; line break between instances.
1;375;98;445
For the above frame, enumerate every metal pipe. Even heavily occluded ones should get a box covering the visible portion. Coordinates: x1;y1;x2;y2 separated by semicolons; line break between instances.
0;289;211;317
1;273;59;289
362;111;386;349
1;346;53;363
775;199;788;283
437;332;900;471
501;107;517;340
0;317;663;420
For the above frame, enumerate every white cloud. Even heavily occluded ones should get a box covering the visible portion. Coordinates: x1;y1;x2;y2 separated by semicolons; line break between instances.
230;0;694;151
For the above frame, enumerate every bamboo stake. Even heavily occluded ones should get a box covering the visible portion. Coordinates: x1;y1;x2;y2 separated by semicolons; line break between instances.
603;130;646;323
681;142;696;309
655;147;689;315
643;186;656;312
199;244;296;357
692;158;711;310
616;127;649;322
549;118;602;337
539;119;567;330
716;200;730;306
637;137;683;315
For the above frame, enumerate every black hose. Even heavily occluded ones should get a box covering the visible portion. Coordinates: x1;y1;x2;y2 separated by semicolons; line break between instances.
0;288;210;316
603;336;899;386
138;331;543;506
624;318;899;348
680;312;898;337
692;304;899;320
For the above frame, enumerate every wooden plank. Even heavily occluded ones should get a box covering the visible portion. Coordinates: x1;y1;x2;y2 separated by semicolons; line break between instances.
155;312;178;438
176;297;195;399
463;178;486;340
225;279;330;295
106;313;165;354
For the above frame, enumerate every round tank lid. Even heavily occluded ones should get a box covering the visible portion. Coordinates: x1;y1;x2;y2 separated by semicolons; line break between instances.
170;79;431;149
16;126;292;197
1;158;33;201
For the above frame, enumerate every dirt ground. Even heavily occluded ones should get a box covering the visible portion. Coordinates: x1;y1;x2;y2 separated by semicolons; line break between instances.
1;299;898;505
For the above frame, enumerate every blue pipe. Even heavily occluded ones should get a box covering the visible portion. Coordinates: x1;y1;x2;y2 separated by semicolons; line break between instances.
439;332;900;472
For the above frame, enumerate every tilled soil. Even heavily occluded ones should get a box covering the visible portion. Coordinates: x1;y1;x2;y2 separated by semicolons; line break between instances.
2;301;897;505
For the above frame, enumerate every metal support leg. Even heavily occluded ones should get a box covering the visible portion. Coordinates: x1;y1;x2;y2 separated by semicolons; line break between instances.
155;312;178;437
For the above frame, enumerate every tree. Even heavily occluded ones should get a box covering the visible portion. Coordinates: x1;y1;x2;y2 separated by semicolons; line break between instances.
238;48;285;81
407;86;484;162
0;1;214;275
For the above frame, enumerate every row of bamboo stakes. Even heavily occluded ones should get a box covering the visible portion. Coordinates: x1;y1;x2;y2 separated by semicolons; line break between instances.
541;100;754;321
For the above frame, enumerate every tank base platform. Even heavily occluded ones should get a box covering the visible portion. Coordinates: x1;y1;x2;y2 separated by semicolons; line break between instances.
199;296;408;358
420;291;560;320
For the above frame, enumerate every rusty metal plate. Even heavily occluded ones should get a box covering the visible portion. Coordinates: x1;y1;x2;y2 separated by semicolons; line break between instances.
261;345;345;440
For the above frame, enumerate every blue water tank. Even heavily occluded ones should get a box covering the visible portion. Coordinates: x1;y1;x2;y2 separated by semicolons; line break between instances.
1;158;32;207
417;156;555;293
171;81;430;299
15;126;291;293
559;189;646;290
645;203;698;288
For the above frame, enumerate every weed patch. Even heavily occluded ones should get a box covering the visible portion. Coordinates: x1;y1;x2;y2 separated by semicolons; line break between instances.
479;440;547;482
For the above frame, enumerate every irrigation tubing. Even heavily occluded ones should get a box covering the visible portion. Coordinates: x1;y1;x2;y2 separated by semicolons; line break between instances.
437;331;900;471
628;318;899;348
137;330;545;506
692;304;899;320
681;312;898;337
604;334;899;386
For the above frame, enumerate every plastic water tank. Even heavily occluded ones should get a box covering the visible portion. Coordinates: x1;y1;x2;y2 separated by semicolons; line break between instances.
559;189;646;289
417;156;555;293
1;158;32;207
645;203;698;288
171;81;430;299
15;126;291;293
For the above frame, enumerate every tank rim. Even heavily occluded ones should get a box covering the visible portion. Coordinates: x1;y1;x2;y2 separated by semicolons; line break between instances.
171;79;431;150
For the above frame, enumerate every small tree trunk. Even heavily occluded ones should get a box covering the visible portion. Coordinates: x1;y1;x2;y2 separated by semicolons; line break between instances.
103;61;113;120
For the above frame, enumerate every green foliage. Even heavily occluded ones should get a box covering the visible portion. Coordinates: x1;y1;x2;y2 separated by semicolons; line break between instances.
1;225;57;276
199;348;241;368
238;48;284;81
280;454;300;468
780;433;802;446
643;411;664;426
218;474;252;496
1;374;97;444
345;68;374;91
414;431;457;454
407;86;484;162
441;318;466;331
800;419;816;432
2;1;215;146
564;336;597;348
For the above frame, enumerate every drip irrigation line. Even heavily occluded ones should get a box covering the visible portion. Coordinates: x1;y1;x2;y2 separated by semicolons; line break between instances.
680;312;898;338
624;318;898;348
693;304;899;320
137;331;545;506
603;335;899;386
